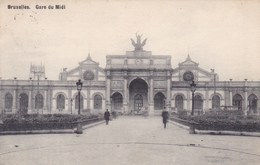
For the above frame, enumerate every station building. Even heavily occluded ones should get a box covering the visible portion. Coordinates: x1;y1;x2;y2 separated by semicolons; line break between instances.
0;36;259;115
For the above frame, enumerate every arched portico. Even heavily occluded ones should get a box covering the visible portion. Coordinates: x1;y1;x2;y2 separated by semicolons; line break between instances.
129;78;148;113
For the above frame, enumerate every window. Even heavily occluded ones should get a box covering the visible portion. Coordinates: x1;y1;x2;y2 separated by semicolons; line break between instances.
248;94;258;113
212;95;220;109
175;95;184;111
233;94;243;110
35;93;44;109
194;95;203;110
75;94;84;110
154;92;165;110
94;95;102;109
5;93;13;111
112;93;123;110
57;94;65;111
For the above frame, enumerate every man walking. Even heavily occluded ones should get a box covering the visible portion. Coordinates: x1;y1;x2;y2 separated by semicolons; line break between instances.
161;107;169;129
104;109;110;125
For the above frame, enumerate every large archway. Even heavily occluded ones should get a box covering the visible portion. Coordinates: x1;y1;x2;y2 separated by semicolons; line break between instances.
129;78;148;112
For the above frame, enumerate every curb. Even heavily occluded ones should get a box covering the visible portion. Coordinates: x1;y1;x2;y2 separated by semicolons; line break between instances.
0;121;106;136
168;120;190;130
196;130;260;137
169;120;260;137
82;120;105;130
0;129;74;135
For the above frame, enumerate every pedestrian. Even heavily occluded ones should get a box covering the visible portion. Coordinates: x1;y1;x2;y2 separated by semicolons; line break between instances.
104;109;110;125
161;108;169;129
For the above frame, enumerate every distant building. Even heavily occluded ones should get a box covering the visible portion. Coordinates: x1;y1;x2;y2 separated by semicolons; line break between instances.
0;36;259;115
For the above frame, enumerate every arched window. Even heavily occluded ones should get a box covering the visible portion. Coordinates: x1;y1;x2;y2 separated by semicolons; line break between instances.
248;94;258;113
112;92;123;110
233;94;243;110
94;95;102;109
57;94;65;111
75;94;84;110
154;92;166;110
194;95;203;110
212;95;220;109
19;93;28;114
35;93;44;109
175;95;184;111
5;93;13;111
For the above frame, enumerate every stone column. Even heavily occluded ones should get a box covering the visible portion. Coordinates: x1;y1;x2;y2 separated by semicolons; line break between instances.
106;71;111;111
244;90;248;115
0;88;3;114
43;90;47;112
123;72;128;113
205;89;209;111
166;72;171;111
229;91;233;106
149;71;154;115
28;90;32;114
68;88;72;114
187;90;191;112
229;79;233;106
87;82;90;112
244;79;248;115
13;90;17;113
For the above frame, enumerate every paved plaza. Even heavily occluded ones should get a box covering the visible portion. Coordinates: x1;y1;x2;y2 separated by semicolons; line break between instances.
0;116;260;165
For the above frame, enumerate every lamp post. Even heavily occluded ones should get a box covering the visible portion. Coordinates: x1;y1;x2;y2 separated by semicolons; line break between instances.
190;81;196;116
76;79;83;115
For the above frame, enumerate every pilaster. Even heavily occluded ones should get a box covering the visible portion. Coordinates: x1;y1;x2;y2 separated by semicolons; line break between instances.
149;71;154;115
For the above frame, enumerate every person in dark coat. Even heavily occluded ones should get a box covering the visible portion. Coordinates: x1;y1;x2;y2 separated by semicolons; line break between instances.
162;108;169;129
104;109;110;125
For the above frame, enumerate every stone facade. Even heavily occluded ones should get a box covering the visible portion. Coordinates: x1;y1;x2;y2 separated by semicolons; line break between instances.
0;39;260;115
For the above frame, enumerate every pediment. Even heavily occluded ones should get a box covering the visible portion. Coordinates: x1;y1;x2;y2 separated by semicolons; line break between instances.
79;54;99;66
179;55;198;66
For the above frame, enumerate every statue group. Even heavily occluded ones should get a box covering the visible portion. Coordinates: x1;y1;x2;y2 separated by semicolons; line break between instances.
131;33;147;51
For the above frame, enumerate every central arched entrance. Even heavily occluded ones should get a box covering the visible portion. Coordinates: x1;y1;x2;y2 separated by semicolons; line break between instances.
129;78;148;112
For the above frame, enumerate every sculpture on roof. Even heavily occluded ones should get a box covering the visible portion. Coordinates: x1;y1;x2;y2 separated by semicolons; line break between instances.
131;33;147;51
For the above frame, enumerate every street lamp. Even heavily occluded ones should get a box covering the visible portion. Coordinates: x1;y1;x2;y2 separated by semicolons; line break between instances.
190;81;196;116
76;79;83;115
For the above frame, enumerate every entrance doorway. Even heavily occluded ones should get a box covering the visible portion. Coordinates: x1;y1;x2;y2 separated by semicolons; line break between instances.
134;94;143;112
129;78;148;112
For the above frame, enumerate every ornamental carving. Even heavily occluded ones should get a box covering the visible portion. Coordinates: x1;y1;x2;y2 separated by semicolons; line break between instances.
111;81;124;89
154;81;167;88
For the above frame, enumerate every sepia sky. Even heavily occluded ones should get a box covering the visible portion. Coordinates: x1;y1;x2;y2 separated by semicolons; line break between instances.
0;0;260;81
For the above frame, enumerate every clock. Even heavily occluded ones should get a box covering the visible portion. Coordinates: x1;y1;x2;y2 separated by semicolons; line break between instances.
83;70;94;80
135;59;142;64
183;71;194;81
